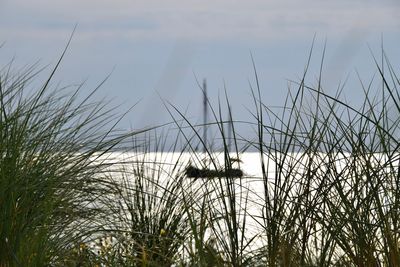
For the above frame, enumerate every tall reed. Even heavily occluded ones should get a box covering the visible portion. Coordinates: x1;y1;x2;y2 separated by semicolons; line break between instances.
2;38;400;267
162;42;400;266
0;43;133;266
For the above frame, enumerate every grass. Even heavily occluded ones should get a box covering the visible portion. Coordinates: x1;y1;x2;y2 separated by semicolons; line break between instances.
1;39;400;266
0;41;135;266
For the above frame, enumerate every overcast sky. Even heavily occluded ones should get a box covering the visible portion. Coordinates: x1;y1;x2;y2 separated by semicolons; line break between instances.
1;0;400;135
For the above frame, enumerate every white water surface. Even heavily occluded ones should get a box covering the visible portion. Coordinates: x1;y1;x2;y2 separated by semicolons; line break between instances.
91;150;397;257
97;151;330;251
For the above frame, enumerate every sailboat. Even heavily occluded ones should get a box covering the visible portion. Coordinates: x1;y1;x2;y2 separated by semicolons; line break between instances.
185;79;243;179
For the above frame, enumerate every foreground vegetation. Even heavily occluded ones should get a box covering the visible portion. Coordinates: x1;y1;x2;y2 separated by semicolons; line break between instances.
1;41;400;266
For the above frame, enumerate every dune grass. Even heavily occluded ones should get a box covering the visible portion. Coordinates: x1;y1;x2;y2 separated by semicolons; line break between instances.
1;41;400;266
0;44;135;266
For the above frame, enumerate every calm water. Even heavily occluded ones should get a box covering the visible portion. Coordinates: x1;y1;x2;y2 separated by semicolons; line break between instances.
102;151;285;250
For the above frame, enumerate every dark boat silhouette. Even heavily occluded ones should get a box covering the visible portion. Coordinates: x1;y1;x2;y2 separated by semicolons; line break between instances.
185;165;243;178
186;79;243;179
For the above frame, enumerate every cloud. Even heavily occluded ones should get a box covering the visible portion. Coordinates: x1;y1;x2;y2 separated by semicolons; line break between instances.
1;0;399;43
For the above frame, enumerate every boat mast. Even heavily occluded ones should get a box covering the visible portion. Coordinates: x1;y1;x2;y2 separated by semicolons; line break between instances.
203;79;207;153
227;108;232;152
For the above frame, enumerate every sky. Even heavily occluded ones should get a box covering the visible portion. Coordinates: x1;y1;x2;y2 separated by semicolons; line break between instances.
0;0;400;142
